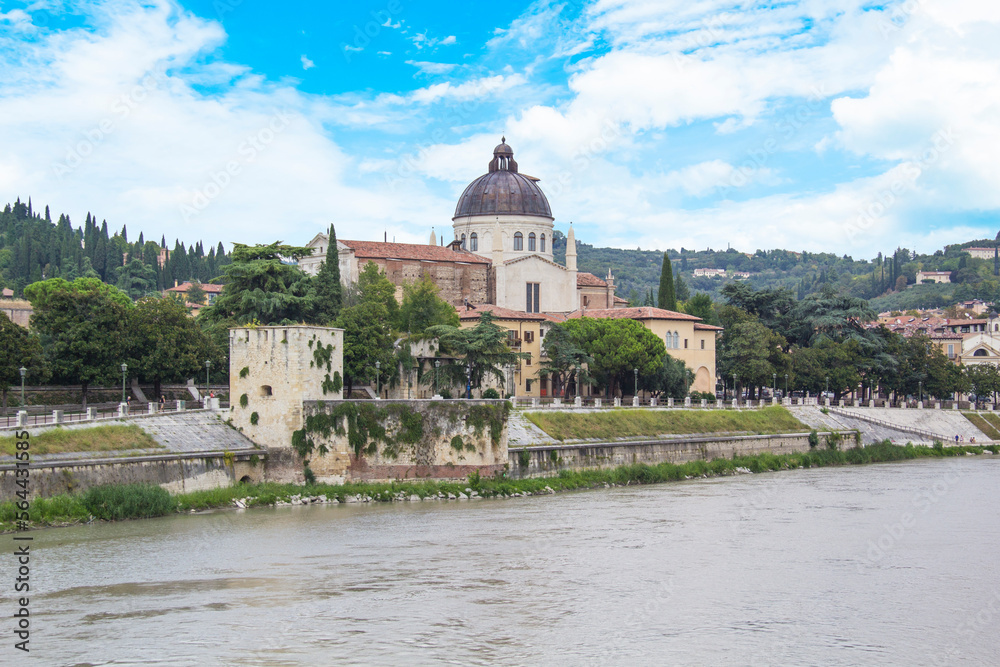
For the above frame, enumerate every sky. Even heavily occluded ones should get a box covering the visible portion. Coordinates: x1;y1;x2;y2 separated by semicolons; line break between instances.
1;0;999;260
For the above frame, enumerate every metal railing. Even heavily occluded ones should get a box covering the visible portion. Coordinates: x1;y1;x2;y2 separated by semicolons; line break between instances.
0;400;228;430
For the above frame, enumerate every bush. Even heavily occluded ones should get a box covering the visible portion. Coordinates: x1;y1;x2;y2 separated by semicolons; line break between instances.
482;388;500;399
440;388;453;399
81;483;176;521
303;463;317;486
808;430;819;448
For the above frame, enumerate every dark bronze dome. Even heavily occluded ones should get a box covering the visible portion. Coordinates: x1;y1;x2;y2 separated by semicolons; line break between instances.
453;139;552;219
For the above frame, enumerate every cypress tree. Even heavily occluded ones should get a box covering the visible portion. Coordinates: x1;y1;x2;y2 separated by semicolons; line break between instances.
313;224;343;324
657;252;676;311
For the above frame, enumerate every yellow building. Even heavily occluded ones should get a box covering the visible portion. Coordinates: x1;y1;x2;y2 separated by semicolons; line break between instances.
457;303;549;397
566;307;720;394
458;303;720;398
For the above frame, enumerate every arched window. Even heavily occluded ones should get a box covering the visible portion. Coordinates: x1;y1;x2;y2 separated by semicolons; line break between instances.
540;234;546;252
673;332;680;348
460;233;467;249
514;232;523;251
470;232;478;251
974;349;989;357
528;233;536;251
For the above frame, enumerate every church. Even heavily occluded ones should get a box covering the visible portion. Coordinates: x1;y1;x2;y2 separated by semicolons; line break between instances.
298;138;718;395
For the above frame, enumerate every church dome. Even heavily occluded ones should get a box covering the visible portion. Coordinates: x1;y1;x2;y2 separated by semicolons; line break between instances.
453;138;552;219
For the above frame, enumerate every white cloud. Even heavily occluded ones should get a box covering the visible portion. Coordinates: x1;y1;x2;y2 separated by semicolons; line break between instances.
440;35;456;45
300;54;314;70
404;60;456;75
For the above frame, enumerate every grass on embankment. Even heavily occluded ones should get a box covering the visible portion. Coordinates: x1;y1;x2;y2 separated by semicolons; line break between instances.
965;412;1000;440
524;405;807;441
2;441;996;532
0;424;161;456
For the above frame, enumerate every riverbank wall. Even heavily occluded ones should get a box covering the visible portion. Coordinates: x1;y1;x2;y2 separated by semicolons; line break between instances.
508;431;856;479
0;449;263;500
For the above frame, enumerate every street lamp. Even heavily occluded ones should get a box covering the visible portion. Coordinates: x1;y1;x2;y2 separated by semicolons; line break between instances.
919;380;923;405
205;360;212;403
732;373;737;403
633;368;638;399
121;363;128;404
375;361;381;399
773;372;777;399
784;373;788;397
466;364;473;399
825;376;829;397
19;366;26;406
434;360;440;396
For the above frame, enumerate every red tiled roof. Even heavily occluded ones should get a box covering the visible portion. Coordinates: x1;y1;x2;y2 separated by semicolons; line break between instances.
694;323;723;331
457;303;547;321
342;240;491;265
576;272;607;287
166;282;223;293
1;288;13;298
566;307;702;322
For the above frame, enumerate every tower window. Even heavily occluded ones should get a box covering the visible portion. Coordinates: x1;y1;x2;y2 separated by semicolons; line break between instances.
514;232;523;251
470;232;478;251
540;234;546;252
528;233;536;251
461;233;467;249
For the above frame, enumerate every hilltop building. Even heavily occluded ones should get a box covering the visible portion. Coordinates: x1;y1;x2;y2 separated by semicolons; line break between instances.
963;247;997;261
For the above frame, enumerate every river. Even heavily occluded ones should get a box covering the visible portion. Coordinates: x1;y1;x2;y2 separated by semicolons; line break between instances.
9;458;1000;665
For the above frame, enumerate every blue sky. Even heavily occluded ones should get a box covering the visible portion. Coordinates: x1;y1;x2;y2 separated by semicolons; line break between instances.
1;0;999;259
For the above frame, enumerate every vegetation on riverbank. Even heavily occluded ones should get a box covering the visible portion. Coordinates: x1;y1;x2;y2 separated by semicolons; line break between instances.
0;424;160;456
2;441;996;532
524;405;807;441
964;412;1000;440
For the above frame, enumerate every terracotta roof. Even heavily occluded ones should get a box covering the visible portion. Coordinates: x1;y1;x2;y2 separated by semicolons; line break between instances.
166;282;223;293
576;272;607;287
613;295;628;303
567;307;702;322
342;240;491;265
457;303;547;321
1;288;13;298
694;323;723;331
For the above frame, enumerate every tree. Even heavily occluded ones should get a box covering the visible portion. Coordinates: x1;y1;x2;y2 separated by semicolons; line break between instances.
203;242;315;325
186;281;207;306
674;271;690;302
0;313;47;412
336;262;398;395
644;355;693;399
313;224;344;324
426;311;526;397
717;310;789;399
683;293;719;325
562;317;666;397
537;323;593;398
115;258;158;300
127;297;220;399
658;253;676;311
396;274;458;334
24;278;131;408
965;364;1000;408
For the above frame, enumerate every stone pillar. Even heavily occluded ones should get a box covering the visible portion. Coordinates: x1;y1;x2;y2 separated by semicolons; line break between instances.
952;402;958;410
701;399;707;408
17;411;26;427
684;396;691;408
772;397;777;406
177;400;186;412
868;400;874;408
52;410;63;424
838;399;845;408
632;396;639;407
935;402;941;410
731;399;738;409
531;398;538;409
917;401;924;409
594;398;602;408
667;397;674;408
575;396;582;408
783;397;790;406
148;402;157;415
86;408;96;420
650;397;658;407
899;401;907;409
614;397;621;407
553;398;562;407
118;403;127;418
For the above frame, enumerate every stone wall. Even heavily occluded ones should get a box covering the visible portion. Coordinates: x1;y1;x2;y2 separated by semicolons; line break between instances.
291;399;509;483
0;450;263;501
229;325;344;451
507;431;853;479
